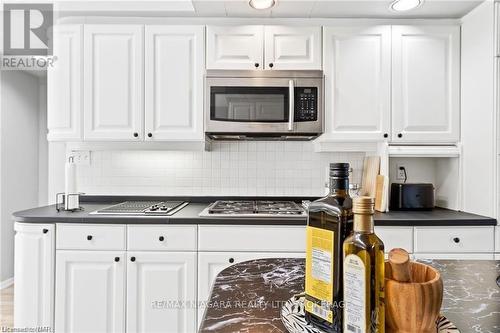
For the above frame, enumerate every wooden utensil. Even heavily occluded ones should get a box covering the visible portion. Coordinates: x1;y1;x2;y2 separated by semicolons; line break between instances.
385;248;443;333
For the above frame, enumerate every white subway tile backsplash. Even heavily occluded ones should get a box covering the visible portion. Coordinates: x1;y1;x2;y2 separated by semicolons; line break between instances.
76;142;365;196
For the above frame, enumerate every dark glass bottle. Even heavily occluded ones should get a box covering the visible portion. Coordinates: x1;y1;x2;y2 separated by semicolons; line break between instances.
304;163;353;332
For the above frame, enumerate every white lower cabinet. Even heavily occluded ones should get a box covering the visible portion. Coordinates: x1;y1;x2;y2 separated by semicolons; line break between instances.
14;223;55;330
197;251;305;328
55;250;126;333
127;251;197;333
374;226;413;253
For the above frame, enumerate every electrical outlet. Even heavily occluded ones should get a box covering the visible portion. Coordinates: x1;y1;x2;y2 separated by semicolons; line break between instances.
396;165;406;180
69;150;91;165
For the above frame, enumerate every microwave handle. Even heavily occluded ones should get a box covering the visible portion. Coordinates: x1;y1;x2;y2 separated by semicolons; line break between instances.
288;80;294;131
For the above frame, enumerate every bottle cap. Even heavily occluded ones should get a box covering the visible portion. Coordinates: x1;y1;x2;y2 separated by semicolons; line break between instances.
353;196;375;215
329;163;350;178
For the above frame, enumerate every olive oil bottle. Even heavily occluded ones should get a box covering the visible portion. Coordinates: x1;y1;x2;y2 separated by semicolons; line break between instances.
343;196;385;333
305;163;353;332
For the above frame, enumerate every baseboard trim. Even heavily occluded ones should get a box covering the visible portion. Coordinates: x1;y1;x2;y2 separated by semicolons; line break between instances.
0;277;13;289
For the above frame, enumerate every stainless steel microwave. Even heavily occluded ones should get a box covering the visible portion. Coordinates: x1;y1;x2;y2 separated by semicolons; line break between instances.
205;70;324;140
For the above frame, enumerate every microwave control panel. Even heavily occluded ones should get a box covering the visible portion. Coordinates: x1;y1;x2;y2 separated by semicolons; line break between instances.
295;87;318;122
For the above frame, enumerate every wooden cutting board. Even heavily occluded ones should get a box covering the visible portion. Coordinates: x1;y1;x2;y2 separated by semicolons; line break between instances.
375;175;388;212
360;156;380;198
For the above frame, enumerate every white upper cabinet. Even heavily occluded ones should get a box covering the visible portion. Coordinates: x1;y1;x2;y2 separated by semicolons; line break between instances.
127;252;197;333
145;26;204;141
47;24;82;141
391;25;460;143
206;25;321;70
83;25;144;141
264;26;322;70
55;250;126;333
323;26;391;141
206;25;264;70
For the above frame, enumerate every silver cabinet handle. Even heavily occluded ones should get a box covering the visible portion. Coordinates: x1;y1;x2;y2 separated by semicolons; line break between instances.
288;79;294;131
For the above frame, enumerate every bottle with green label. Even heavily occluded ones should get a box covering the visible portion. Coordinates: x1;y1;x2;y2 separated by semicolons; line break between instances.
304;163;353;332
343;196;385;333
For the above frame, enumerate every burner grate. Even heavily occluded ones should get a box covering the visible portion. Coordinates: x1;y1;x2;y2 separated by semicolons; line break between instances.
208;200;304;216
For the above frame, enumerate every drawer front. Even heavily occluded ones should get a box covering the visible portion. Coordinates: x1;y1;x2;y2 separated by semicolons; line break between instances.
127;225;197;251
374;226;413;253
56;224;126;250
198;225;306;252
414;226;494;253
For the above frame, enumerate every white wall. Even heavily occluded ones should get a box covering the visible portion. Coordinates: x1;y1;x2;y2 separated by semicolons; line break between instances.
69;143;365;197
0;71;41;282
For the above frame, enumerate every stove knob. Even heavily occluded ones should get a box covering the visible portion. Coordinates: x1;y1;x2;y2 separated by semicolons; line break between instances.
160;206;168;211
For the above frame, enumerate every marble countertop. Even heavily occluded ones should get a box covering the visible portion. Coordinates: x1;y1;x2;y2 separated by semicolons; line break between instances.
198;258;500;333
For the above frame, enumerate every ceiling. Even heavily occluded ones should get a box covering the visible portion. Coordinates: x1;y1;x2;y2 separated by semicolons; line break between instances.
47;0;483;19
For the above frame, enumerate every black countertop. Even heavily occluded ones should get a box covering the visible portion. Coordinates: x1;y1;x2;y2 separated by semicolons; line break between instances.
12;196;497;226
199;258;500;333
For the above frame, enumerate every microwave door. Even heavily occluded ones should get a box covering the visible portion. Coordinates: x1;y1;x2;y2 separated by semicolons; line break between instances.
208;85;292;133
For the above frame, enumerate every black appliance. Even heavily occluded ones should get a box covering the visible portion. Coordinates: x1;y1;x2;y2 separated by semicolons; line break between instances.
390;183;435;210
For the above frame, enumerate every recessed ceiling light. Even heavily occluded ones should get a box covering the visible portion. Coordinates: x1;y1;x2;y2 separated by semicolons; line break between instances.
249;0;275;10
390;0;422;12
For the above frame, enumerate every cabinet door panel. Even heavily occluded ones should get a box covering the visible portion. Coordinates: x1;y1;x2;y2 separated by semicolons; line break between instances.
47;24;82;141
392;25;460;143
264;26;321;70
84;25;143;141
55;250;126;333
145;26;204;140
197;252;305;328
206;25;263;70
14;223;55;330
323;26;391;141
127;252;197;333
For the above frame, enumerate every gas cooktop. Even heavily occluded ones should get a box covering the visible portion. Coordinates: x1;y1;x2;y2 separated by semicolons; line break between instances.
199;200;306;218
91;201;188;216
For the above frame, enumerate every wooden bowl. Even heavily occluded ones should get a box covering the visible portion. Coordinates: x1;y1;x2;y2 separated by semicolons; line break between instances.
385;261;443;333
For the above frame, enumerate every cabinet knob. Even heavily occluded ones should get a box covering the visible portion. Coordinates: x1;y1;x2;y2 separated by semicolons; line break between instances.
147;133;153;138
228;258;235;263
159;236;165;242
453;237;460;243
130;256;136;262
114;257;120;262
133;132;138;138
254;63;259;68
42;228;48;234
397;133;403;138
383;133;388;138
269;63;274;68
87;235;93;241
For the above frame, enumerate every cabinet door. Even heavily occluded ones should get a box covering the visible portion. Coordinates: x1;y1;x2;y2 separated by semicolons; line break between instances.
323;26;391;141
47;24;82;141
13;223;55;330
206;25;264;70
83;25;144;141
392;25;460;143
197;252;305;328
264;26;322;70
127;251;197;333
145;26;204;141
55;250;126;333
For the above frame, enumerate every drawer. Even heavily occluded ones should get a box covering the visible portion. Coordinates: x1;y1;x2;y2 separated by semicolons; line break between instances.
56;224;126;250
127;225;197;251
374;226;413;253
198;225;306;252
414;226;494;253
